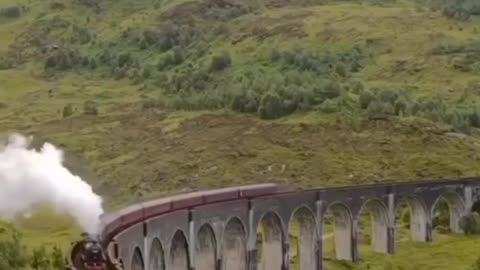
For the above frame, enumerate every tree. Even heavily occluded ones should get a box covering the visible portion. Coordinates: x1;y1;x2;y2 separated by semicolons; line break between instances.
51;246;65;270
394;97;408;116
460;212;480;235
0;223;27;270
258;92;284;119
359;90;374;109
62;104;74;118
30;246;50;270
209;51;232;72
83;100;98;115
335;63;347;77
470;256;480;270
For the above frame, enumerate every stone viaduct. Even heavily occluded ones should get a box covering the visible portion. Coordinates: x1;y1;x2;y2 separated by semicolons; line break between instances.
96;177;480;270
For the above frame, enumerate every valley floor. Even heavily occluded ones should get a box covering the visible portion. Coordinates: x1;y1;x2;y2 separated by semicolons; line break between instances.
325;233;480;270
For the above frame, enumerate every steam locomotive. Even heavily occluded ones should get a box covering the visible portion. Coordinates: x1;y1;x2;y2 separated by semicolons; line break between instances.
64;184;292;270
66;233;109;270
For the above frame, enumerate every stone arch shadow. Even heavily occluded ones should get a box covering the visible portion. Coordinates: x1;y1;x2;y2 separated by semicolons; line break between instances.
322;201;353;261
256;210;286;270
395;195;429;242
430;191;465;234
357;199;391;254
222;217;247;270
195;223;218;270
288;205;319;270
149;238;165;270
131;246;145;270
168;230;190;270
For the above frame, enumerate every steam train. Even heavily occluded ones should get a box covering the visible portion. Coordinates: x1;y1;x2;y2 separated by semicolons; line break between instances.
65;233;109;270
65;183;295;270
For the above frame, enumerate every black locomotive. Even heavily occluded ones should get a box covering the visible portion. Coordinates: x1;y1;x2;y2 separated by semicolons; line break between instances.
66;233;108;270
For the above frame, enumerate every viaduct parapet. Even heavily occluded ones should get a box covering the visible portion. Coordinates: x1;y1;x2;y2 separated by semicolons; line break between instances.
95;178;480;270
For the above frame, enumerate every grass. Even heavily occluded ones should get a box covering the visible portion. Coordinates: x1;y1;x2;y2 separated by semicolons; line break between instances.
13;209;81;251
325;234;480;270
261;207;479;270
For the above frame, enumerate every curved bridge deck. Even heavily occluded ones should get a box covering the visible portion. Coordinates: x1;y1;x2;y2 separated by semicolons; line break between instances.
92;177;480;270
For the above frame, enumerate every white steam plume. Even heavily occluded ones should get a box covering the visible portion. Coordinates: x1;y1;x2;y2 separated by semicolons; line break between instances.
0;134;104;234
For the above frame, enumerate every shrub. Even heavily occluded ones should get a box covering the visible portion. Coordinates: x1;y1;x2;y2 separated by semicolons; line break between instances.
172;47;184;65
157;53;174;71
209;51;232;72
258;92;285;119
271;49;281;62
80;56;89;67
30;246;50;270
351;80;365;94
467;108;480;128
367;100;382;115
98;50;113;65
70;25;93;44
158;25;181;51
335;63;348;77
0;224;27;270
285;86;315;111
450;112;471;134
62;104;74;118
231;91;259;113
359;90;375;109
411;96;447;119
44;48;83;71
319;80;341;99
83;100;98;115
76;0;101;8
50;246;64;270
394;97;408;116
401;210;410;229
50;2;65;10
112;67;127;80
142;65;152;79
142;99;165;110
378;88;399;104
128;68;142;83
317;98;338;113
460;212;480;234
141;24;195;51
433;202;450;228
0;6;21;18
117;53;133;68
142;30;158;47
89;58;97;69
442;5;470;21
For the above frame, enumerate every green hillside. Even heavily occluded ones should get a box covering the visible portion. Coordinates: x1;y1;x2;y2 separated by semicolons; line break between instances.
1;0;480;268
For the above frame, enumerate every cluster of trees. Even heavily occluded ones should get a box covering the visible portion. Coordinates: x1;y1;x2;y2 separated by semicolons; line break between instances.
0;224;65;270
18;0;480;132
432;38;480;74
155;45;370;118
137;42;480;135
0;6;23;18
418;0;480;20
62;100;98;118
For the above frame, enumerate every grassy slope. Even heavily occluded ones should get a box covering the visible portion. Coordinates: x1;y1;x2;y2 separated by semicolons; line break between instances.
0;0;480;267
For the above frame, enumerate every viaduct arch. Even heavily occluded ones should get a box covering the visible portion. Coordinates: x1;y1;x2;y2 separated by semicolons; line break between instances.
88;178;480;270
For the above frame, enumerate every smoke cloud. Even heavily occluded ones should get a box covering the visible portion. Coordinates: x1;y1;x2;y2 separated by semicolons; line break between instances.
0;134;104;234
